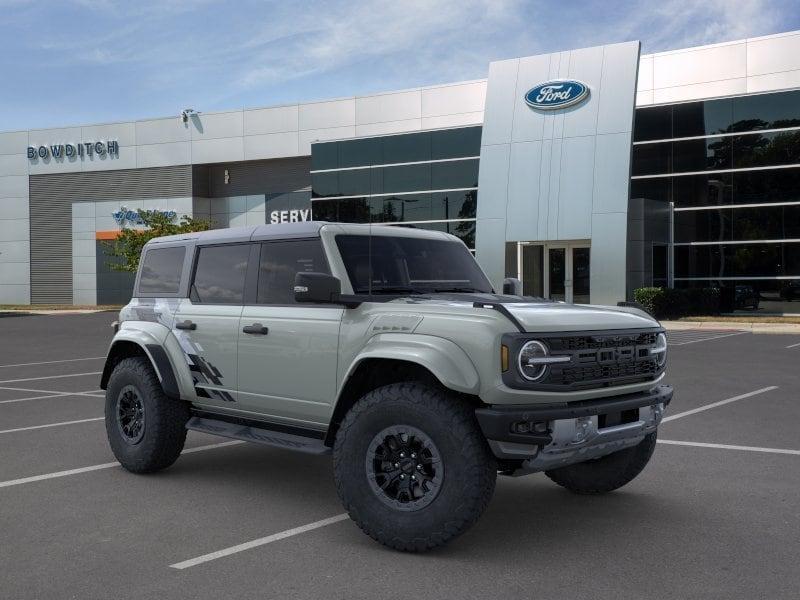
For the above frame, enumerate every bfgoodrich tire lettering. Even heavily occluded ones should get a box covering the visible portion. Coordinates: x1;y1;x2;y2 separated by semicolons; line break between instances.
545;432;657;494
333;382;496;552
105;357;189;474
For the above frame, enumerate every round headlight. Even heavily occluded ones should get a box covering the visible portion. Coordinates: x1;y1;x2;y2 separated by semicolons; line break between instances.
518;340;550;381
652;332;667;367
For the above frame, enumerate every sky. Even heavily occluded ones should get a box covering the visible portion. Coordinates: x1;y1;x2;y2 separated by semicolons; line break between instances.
2;0;799;131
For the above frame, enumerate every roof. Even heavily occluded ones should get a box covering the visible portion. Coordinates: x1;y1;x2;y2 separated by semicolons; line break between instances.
144;221;456;247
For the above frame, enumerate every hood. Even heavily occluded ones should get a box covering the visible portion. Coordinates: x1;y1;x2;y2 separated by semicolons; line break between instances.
396;294;659;332
503;302;658;332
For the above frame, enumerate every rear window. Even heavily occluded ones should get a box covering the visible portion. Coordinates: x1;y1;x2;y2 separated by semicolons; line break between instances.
138;246;186;295
191;244;250;304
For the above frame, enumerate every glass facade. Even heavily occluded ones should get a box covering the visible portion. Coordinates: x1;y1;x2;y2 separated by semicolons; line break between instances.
631;89;800;313
311;126;481;250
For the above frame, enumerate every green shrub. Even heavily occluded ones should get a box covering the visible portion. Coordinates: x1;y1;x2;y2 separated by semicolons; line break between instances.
633;287;664;316
633;286;720;319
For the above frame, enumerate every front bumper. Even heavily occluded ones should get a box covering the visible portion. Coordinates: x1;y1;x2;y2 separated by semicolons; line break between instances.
475;384;673;473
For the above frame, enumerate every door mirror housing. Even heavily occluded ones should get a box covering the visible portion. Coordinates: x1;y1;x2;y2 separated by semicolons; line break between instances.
502;277;523;296
294;272;342;304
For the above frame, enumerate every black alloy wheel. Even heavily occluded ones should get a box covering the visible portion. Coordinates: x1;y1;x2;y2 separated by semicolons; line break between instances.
116;384;146;444
366;425;444;511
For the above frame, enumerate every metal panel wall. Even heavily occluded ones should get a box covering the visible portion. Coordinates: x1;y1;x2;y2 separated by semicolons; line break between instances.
204;157;311;197
476;42;640;305
28;165;191;304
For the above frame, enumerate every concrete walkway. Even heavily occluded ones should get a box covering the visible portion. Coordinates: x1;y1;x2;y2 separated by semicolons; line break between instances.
662;320;800;334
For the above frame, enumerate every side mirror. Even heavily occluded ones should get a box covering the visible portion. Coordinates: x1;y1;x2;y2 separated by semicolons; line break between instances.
294;272;342;304
502;277;523;296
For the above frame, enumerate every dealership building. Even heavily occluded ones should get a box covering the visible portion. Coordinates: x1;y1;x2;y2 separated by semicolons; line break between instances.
1;29;800;310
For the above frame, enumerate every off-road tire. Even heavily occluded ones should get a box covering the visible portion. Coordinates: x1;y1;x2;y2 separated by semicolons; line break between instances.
545;432;657;494
105;357;189;473
333;382;496;552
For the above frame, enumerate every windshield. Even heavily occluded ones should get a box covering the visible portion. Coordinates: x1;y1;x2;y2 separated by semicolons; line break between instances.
335;234;493;295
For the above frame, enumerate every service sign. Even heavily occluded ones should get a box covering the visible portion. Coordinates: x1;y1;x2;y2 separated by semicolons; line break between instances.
524;80;589;110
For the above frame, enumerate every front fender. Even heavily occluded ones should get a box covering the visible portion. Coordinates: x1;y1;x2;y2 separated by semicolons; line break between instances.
101;323;194;401
344;333;480;395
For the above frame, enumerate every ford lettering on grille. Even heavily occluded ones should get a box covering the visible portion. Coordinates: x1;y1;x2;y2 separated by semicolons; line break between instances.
538;332;660;390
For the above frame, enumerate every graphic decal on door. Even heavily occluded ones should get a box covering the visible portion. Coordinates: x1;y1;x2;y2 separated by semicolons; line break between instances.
185;352;235;403
172;327;236;403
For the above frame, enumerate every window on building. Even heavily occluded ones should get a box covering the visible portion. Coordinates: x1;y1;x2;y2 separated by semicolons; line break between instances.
138;246;186;295
191;244;250;304
632;89;800;308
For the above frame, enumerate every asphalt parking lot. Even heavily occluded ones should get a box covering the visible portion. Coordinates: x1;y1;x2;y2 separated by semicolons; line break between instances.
1;312;799;599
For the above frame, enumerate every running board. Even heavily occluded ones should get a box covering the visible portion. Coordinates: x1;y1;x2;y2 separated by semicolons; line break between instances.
186;416;331;455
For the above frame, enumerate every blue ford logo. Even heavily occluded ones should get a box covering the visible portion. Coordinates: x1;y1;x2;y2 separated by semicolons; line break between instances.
524;80;589;110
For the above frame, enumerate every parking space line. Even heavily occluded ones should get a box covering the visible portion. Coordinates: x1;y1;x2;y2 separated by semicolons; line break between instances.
667;331;748;346
0;417;104;434
0;372;102;385
659;439;800;456
0;356;105;369
0;440;245;489
0;389;104;404
786;342;800;349
662;386;778;423
169;513;350;570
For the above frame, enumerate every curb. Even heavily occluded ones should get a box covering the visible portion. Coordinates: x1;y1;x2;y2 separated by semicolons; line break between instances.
661;320;800;334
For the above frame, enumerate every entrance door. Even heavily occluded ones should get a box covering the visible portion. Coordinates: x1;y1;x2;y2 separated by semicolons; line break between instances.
511;242;590;303
545;244;590;303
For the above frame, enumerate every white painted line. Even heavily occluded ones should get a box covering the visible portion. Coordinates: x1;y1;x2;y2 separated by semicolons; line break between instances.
170;513;350;570
0;440;244;489
0;389;104;405
786;342;800;349
0;371;102;385
662;386;778;423
0;417;104;434
0;392;67;404
0;356;105;369
668;331;748;346
659;439;800;456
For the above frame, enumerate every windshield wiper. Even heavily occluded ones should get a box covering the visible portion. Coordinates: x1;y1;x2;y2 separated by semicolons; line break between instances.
432;287;488;293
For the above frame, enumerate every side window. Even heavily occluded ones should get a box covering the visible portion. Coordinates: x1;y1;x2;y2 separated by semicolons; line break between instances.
257;240;329;304
138;246;185;295
191;244;251;304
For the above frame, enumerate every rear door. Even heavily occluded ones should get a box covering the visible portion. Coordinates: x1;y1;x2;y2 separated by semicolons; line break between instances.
174;243;254;407
237;238;343;426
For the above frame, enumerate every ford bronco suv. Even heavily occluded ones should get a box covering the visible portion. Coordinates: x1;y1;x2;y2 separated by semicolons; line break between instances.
101;222;671;551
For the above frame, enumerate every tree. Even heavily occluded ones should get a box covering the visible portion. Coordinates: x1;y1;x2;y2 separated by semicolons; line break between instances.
104;209;211;272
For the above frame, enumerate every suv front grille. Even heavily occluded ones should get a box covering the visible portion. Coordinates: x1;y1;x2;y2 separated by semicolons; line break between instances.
502;329;665;392
542;332;661;390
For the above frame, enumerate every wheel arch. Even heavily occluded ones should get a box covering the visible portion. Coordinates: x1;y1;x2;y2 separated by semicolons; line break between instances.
324;336;483;446
101;336;181;400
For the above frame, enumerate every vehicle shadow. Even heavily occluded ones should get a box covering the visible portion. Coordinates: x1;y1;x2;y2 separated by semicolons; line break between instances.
161;442;686;559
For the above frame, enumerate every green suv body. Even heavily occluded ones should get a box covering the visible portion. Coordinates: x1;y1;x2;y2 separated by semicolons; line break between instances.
101;222;672;551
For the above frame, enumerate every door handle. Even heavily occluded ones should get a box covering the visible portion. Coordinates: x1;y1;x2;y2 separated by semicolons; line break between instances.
175;320;197;330
242;323;269;335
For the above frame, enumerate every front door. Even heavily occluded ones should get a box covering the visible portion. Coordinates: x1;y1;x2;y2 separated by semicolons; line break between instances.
237;239;343;427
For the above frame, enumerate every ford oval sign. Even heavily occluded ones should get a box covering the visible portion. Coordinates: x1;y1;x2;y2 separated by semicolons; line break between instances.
524;80;589;110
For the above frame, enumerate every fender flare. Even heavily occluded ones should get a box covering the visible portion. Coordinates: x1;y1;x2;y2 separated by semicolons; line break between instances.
100;326;182;400
339;333;481;398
